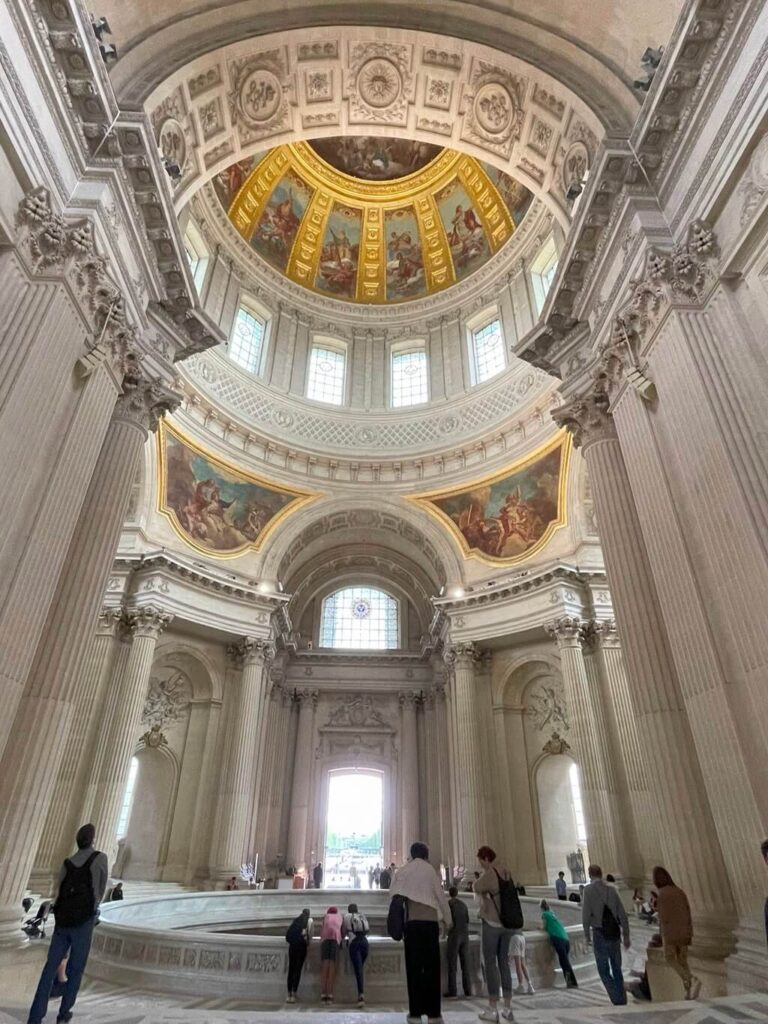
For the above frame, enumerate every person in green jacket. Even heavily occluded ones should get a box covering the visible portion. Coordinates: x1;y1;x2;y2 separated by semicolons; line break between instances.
540;900;577;988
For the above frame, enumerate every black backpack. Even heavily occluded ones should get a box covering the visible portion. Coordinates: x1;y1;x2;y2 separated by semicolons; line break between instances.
491;868;524;929
386;894;408;941
601;900;621;940
53;852;98;927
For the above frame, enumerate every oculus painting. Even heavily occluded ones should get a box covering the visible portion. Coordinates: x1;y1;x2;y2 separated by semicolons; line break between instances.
411;434;570;563
309;137;442;180
158;424;318;557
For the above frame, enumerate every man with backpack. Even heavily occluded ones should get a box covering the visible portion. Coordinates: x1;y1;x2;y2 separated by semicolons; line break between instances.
27;823;108;1024
582;863;630;1006
474;845;523;1022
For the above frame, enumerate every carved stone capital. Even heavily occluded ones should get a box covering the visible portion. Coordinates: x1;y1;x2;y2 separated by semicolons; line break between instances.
552;385;616;451
545;615;584;648
238;636;275;668
398;690;421;709
593;618;621;648
96;607;124;636
296;687;319;709
445;642;479;669
112;370;181;435
125;606;173;640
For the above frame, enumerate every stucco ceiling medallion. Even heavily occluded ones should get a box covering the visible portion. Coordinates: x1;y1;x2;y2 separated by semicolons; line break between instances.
462;60;527;160
240;68;282;123
229;50;292;143
561;140;589;193
474;83;514;136
159;117;187;171
357;58;402;109
347;42;413;126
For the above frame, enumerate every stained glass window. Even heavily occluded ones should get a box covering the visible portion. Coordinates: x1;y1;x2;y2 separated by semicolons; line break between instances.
319;587;399;649
391;348;428;407
307;344;346;405
230;306;265;374
470;318;506;385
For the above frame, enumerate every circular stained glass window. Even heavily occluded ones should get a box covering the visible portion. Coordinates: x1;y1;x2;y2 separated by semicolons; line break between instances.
352;598;371;619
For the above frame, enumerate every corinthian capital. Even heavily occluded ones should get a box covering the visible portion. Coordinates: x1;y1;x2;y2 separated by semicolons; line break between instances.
113;370;181;435
126;606;173;640
545;616;584;647
593;619;621;648
552;385;616;451
445;642;479;669
238;637;275;668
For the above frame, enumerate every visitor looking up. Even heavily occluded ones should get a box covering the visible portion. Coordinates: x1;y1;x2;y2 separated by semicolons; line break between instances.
653;866;701;1000
285;907;313;1003
539;900;577;988
343;902;370;1007
27;823;109;1024
474;845;517;1022
582;863;630;1006
444;885;471;998
390;841;451;1024
319;905;343;1003
555;871;567;900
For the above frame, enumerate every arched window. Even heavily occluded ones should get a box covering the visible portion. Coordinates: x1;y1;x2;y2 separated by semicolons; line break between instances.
307;340;347;405
531;236;559;314
319;586;399;649
229;305;266;374
115;756;139;840
391;343;428;407
469;317;506;385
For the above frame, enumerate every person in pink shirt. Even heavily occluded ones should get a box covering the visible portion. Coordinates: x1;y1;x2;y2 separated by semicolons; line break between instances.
319;905;344;1002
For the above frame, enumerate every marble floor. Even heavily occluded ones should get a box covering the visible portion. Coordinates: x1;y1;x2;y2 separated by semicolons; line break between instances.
2;984;768;1024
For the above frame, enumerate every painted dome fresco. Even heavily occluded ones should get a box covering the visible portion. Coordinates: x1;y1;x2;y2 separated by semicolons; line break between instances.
213;137;534;305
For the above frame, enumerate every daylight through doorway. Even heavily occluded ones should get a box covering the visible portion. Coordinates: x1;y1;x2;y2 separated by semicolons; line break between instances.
323;770;383;889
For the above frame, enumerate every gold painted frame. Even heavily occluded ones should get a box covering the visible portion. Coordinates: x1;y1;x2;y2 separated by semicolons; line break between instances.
407;431;572;566
156;421;322;559
227;142;519;305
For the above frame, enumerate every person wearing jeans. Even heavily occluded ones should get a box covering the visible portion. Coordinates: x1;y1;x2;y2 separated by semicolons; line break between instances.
28;824;108;1024
445;885;472;997
474;845;515;1022
582;863;630;1006
343;903;370;1008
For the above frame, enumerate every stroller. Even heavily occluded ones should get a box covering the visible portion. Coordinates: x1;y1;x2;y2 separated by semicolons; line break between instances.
22;899;52;938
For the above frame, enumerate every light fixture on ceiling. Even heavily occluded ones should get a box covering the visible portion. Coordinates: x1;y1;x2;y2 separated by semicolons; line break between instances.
566;180;584;203
162;157;182;183
633;46;664;92
446;584;465;599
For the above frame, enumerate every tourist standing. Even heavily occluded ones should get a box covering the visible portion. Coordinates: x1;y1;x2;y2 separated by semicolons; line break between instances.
555;871;567;900
510;926;534;995
285;907;313;1003
444;885;471;998
540;900;577;988
582;863;630;1006
380;861;396;890
474;845;517;1022
653;866;701;1000
343;902;370;1007
313;862;323;889
319;905;344;1002
390;841;451;1024
27;823;109;1024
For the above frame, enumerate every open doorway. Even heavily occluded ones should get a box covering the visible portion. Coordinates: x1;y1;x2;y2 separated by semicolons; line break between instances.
323;770;383;889
536;755;589;884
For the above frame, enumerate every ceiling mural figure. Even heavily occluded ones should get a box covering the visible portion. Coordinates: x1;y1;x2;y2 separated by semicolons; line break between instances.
158;423;320;557
222;140;533;305
308;137;443;181
411;433;570;564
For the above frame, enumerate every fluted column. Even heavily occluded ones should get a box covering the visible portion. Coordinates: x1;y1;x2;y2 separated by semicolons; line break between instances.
287;689;318;876
211;638;273;881
554;391;737;956
88;607;173;867
0;372;178;945
265;686;294;869
30;609;124;892
593;620;662;872
446;643;486;869
399;691;421;852
546;617;619;873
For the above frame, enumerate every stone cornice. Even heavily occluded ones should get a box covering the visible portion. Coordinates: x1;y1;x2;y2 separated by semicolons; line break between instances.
293;650;426;667
14;0;222;364
515;0;746;381
433;563;589;610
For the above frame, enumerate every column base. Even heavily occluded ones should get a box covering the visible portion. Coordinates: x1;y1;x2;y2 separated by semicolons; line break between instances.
0;906;32;949
727;917;768;993
688;916;738;998
26;869;57;899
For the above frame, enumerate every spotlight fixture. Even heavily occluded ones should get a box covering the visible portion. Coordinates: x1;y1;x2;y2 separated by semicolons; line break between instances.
162;157;182;182
633;45;663;93
98;42;118;63
90;15;111;41
566;180;584;203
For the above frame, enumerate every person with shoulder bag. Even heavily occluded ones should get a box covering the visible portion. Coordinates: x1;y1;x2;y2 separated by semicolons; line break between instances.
581;864;630;1005
27;823;109;1024
342;902;370;1007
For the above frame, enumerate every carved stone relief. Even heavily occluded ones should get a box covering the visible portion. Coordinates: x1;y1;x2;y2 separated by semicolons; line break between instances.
526;680;570;734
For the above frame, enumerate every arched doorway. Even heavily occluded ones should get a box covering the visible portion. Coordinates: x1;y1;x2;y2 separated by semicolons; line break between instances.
323;769;384;888
535;755;588;885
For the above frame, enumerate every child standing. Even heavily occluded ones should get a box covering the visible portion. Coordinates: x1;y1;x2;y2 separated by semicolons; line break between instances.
509;929;535;995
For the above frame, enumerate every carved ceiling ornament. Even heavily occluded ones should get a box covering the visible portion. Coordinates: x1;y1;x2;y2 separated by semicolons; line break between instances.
542;731;571;756
347;42;413;125
229;49;292;143
462;59;526;159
